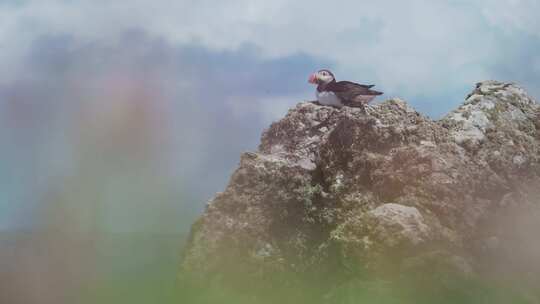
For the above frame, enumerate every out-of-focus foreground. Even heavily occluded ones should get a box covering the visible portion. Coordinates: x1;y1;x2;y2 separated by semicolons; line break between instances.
0;72;192;303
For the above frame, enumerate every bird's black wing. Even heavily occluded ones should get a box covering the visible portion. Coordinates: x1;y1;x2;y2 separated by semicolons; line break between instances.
331;81;375;89
327;81;383;104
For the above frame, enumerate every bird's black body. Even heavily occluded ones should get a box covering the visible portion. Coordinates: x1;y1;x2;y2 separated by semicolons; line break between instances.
317;80;383;106
309;69;383;107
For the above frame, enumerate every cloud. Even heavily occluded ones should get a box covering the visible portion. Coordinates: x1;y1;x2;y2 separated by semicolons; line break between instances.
0;30;326;231
487;31;540;100
479;0;540;37
2;1;539;104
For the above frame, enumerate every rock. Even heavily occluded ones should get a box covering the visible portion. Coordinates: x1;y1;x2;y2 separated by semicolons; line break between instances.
180;81;540;301
368;203;430;246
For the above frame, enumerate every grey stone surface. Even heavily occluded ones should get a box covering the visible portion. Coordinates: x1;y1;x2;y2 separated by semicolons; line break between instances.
180;81;540;294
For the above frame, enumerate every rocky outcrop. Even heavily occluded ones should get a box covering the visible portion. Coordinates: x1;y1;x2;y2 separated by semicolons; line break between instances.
180;81;540;303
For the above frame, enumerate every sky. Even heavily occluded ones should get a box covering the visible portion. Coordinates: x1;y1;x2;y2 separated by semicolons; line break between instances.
0;0;539;232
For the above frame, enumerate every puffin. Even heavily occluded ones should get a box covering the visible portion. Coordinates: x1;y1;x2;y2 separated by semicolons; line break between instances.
308;69;383;108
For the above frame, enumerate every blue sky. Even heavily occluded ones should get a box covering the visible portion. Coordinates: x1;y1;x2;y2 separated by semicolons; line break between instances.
0;0;539;231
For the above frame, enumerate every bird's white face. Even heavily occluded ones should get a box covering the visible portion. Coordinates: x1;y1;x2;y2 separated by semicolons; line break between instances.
308;70;335;85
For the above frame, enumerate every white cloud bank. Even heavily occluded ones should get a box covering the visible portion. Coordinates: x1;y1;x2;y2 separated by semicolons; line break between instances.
1;0;539;95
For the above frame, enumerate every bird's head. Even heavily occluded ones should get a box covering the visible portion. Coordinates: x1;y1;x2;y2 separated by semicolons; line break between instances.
308;69;335;85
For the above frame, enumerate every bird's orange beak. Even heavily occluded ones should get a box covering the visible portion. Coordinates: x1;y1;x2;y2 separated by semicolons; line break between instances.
308;73;317;84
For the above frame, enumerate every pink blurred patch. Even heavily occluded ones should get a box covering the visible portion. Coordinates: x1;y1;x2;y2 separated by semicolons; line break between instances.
308;74;317;84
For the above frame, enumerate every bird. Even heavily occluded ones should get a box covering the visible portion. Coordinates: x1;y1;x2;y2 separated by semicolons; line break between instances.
308;69;383;108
